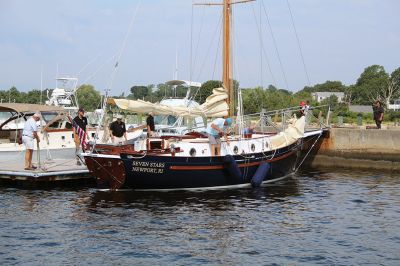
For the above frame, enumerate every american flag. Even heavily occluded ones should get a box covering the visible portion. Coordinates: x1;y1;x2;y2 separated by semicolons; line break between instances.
68;115;87;150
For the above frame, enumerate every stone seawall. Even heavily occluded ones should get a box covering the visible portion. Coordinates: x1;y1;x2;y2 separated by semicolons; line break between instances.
306;127;400;172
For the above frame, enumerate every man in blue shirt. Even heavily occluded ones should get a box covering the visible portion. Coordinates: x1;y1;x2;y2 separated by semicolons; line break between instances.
206;117;232;156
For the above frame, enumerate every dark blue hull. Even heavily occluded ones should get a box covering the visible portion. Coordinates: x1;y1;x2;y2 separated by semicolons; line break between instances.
115;142;299;190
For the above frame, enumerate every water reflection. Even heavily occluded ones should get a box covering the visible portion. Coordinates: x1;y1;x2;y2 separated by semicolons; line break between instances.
1;169;400;265
88;176;301;211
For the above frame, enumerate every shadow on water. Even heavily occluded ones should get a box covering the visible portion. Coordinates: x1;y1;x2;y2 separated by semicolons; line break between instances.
88;176;301;211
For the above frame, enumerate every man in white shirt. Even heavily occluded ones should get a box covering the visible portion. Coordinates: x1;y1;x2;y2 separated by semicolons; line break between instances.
22;112;41;170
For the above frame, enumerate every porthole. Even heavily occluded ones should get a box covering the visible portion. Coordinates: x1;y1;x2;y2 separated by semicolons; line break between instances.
233;146;239;154
251;143;256;152
189;148;196;157
265;141;269;148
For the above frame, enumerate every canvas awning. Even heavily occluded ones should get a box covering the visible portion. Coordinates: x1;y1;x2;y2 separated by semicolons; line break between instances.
0;103;65;113
0;103;67;129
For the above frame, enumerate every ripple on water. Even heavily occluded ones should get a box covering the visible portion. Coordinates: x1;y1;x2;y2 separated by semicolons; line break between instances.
0;168;400;265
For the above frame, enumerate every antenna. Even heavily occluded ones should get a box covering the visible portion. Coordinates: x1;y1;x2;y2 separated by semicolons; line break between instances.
40;65;43;104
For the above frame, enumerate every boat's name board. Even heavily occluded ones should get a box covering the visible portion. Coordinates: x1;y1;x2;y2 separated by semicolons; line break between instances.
131;161;165;174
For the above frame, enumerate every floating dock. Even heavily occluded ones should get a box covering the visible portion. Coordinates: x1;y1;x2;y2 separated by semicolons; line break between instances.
0;158;92;186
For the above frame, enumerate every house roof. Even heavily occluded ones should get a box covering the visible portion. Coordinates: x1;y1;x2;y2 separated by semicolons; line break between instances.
312;92;344;97
349;105;373;113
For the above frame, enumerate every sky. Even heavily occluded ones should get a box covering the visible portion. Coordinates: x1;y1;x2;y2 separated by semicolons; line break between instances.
0;0;399;96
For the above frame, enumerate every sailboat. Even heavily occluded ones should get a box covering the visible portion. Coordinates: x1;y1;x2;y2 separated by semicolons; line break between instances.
83;0;328;191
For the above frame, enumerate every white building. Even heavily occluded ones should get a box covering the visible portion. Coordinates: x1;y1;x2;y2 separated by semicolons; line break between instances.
388;99;400;111
311;92;345;103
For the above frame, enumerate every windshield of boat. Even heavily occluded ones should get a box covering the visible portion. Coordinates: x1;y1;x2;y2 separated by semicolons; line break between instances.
41;112;60;123
154;115;177;126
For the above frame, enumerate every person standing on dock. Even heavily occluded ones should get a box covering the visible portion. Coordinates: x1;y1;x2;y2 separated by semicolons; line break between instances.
146;112;155;137
109;114;127;144
206;117;232;156
22;112;41;170
73;108;89;165
373;100;384;129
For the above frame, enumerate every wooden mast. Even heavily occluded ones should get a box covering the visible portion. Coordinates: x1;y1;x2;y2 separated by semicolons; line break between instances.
194;0;255;117
222;0;233;117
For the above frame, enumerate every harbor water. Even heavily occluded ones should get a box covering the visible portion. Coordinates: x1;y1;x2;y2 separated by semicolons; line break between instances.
1;168;399;265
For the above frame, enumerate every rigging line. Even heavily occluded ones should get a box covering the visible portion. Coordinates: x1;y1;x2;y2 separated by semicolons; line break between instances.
250;4;277;88
191;9;222;104
105;0;142;99
81;52;118;85
286;0;311;86
212;24;222;81
75;52;103;79
259;3;263;88
294;133;322;173
261;0;289;91
192;5;206;80
195;12;223;82
93;1;142;152
231;5;242;115
189;2;194;85
232;5;239;86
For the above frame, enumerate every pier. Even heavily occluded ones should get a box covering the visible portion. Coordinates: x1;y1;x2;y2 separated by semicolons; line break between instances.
0;158;91;187
306;127;400;172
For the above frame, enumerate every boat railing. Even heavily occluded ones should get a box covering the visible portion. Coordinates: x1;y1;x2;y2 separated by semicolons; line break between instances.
243;104;330;133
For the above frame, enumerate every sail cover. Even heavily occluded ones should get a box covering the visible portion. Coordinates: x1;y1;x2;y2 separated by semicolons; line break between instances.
107;87;229;118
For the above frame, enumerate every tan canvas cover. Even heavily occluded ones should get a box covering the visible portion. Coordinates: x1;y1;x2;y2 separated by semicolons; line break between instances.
0;103;65;113
269;116;305;149
107;87;229;118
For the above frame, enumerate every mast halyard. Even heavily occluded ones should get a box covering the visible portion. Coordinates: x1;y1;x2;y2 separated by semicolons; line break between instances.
195;0;255;117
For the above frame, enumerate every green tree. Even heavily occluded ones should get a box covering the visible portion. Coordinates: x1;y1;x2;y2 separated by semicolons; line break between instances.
352;65;389;104
194;80;222;104
129;86;149;100
381;67;400;106
26;90;44;104
76;84;101;111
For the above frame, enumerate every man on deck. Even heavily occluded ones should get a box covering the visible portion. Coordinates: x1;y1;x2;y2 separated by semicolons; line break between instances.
109;114;127;144
206;117;232;156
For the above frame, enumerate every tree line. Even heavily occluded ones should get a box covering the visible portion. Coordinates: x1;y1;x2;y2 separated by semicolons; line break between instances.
1;64;399;119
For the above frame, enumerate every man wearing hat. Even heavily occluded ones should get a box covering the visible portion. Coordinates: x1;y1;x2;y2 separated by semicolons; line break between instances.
73;108;89;165
22;112;41;170
109;114;127;144
206;117;232;156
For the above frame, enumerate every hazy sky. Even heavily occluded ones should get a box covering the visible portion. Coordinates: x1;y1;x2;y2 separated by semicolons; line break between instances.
0;0;399;96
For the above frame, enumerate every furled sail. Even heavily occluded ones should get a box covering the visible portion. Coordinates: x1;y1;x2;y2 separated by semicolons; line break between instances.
107;87;229;118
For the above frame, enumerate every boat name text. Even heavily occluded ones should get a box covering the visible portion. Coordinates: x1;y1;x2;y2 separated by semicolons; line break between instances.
132;161;165;174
